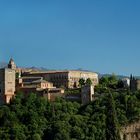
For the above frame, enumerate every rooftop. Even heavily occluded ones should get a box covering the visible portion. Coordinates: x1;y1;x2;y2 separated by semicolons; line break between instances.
28;70;98;75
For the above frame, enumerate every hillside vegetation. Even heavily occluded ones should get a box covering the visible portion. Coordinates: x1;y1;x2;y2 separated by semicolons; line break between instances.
0;75;140;140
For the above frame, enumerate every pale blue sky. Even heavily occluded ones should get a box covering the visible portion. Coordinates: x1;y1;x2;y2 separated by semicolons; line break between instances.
0;0;140;75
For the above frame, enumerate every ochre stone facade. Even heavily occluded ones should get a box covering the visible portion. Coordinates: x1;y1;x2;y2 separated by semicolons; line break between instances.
16;77;54;89
23;70;99;89
121;121;140;140
16;76;65;101
81;85;94;105
0;68;15;104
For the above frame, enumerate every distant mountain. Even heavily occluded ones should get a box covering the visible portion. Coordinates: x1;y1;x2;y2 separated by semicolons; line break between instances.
75;68;92;72
24;66;53;72
25;67;95;72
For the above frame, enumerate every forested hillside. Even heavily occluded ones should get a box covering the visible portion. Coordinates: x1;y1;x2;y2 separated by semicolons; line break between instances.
0;76;140;140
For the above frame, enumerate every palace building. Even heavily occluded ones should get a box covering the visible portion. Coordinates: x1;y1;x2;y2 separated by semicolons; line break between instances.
23;70;99;89
0;58;98;104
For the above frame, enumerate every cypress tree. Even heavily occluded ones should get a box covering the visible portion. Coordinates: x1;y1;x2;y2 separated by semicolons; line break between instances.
106;92;121;140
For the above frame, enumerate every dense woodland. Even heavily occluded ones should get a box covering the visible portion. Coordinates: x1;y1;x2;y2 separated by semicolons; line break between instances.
0;75;140;140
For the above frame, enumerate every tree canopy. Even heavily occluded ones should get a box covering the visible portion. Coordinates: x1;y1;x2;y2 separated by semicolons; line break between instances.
0;75;140;140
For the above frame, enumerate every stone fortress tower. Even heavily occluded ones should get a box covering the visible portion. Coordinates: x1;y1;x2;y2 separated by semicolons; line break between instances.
0;58;16;104
130;74;140;91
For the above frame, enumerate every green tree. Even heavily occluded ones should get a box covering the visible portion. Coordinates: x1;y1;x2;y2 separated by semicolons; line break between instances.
32;133;42;140
86;78;92;86
79;78;85;87
100;76;109;87
71;126;85;140
117;80;124;89
99;74;118;89
105;92;121;140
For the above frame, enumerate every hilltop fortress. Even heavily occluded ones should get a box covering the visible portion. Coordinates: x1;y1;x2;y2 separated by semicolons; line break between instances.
0;58;98;104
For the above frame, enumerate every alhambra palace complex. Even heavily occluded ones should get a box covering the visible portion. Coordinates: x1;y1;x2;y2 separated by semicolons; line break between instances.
0;58;98;104
1;58;140;105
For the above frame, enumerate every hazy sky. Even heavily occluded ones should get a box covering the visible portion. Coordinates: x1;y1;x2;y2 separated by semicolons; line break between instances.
0;0;140;75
